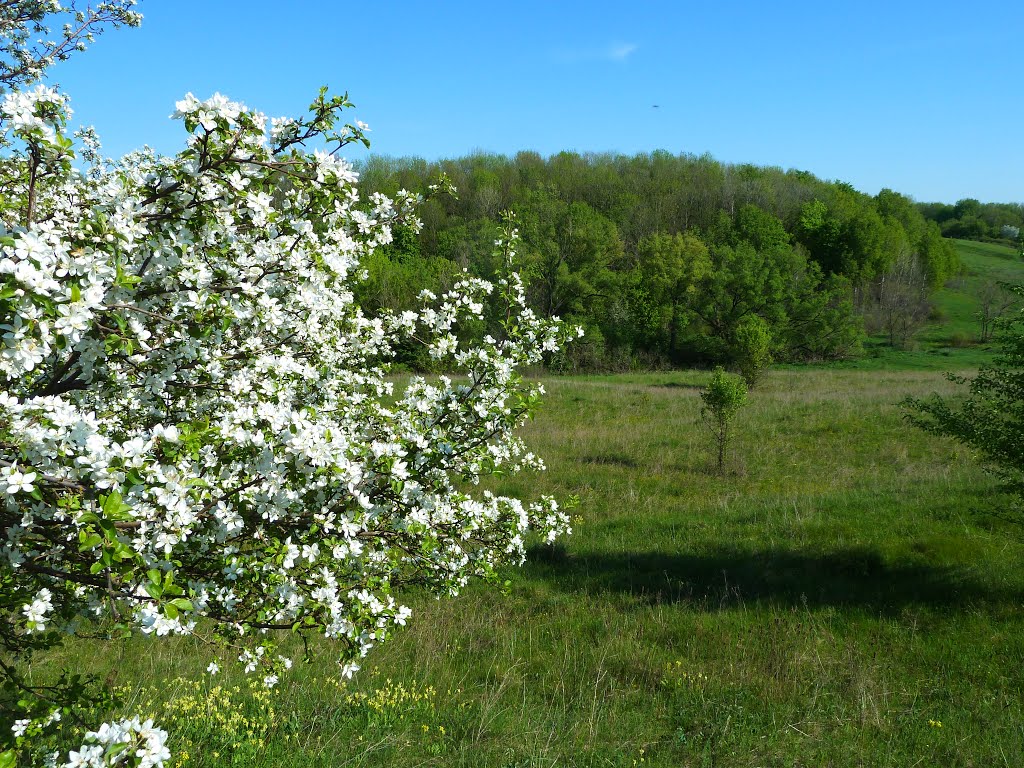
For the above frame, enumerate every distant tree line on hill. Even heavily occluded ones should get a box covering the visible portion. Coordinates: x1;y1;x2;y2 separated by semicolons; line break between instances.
917;198;1024;247
357;151;961;370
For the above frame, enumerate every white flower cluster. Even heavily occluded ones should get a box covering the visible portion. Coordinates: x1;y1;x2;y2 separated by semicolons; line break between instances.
1;85;69;145
63;718;169;768
1;82;575;763
21;584;51;630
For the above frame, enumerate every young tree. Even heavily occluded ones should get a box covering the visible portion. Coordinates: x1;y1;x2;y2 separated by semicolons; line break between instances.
976;281;1019;344
700;367;748;473
0;8;577;765
905;285;1024;516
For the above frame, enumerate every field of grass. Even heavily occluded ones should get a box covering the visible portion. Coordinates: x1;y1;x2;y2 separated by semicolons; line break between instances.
41;367;1024;767
25;240;1024;766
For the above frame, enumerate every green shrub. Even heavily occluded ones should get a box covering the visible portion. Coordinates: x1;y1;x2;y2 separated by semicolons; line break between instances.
700;367;748;473
906;285;1024;517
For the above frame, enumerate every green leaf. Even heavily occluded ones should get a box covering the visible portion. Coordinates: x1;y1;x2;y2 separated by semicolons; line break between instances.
101;491;121;515
0;749;16;768
78;532;102;551
100;490;133;521
103;741;129;759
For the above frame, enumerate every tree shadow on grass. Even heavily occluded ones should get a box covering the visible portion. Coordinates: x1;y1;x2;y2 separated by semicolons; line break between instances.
524;544;1024;614
651;381;703;391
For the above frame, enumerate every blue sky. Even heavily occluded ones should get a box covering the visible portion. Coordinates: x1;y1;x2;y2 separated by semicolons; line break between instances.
47;0;1022;203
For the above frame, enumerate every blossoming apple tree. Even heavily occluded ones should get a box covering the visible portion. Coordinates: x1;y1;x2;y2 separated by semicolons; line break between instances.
0;3;577;764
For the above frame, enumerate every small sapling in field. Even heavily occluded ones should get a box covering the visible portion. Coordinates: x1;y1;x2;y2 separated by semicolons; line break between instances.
700;367;748;473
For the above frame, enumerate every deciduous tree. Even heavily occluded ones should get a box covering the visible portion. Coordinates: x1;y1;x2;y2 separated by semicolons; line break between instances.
700;367;747;473
0;8;576;765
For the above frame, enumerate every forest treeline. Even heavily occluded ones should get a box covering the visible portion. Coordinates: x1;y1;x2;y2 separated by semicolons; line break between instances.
917;198;1024;245
357;151;962;371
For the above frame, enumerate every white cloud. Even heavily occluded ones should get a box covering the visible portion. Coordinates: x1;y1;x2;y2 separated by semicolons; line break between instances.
607;43;638;61
556;42;639;63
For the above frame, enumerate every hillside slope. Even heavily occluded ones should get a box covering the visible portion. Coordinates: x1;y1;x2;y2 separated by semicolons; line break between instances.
847;238;1023;371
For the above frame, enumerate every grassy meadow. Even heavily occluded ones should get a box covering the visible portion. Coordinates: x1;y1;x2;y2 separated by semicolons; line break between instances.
33;240;1024;767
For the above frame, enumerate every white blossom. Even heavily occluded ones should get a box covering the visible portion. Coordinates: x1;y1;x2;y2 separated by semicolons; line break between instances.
1;76;576;768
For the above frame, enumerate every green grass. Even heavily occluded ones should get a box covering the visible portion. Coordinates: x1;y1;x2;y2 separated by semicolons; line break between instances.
39;368;1024;767
23;238;1024;766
